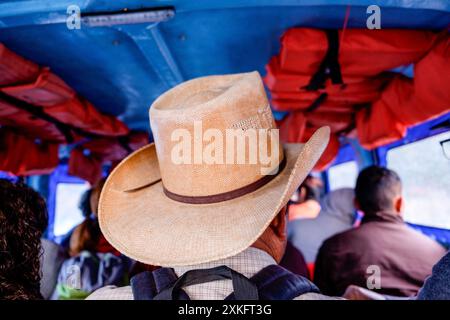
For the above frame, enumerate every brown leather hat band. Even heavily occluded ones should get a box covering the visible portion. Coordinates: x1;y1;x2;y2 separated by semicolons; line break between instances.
163;156;287;204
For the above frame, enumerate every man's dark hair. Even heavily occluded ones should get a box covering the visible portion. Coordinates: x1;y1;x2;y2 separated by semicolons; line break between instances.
355;166;402;215
78;188;93;218
0;179;48;300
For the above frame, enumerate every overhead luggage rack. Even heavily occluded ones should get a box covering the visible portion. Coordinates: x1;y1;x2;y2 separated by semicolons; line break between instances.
266;26;449;169
0;44;147;179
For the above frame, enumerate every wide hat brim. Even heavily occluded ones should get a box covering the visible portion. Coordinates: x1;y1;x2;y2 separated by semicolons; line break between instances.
98;126;330;266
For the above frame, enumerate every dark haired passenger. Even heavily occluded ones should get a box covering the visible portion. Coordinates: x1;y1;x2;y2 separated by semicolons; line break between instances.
0;179;48;300
288;174;323;221
314;166;446;297
69;179;119;256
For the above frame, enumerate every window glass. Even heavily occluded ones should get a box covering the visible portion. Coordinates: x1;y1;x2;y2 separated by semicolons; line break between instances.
0;171;17;182
53;182;89;237
328;161;358;191
387;131;450;229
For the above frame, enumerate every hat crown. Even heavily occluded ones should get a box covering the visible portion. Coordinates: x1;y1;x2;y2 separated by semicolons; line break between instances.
149;72;283;198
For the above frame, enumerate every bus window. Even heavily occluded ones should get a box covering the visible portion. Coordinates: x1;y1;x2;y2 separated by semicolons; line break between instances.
0;171;18;182
328;161;358;191
387;131;450;229
53;182;89;237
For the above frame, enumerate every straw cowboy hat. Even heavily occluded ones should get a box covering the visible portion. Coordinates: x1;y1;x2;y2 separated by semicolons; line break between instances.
98;71;330;267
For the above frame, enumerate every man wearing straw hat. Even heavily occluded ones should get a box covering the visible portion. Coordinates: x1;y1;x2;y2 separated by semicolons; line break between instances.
88;72;333;300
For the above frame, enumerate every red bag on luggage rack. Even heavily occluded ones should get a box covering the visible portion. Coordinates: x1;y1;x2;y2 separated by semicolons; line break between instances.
381;37;450;127
279;112;307;143
1;68;75;106
302;128;340;171
0;58;128;137
68;148;104;185
411;36;450;122
265;57;391;105
279;108;353;137
374;75;422;127
44;97;130;137
69;132;148;184
278;113;340;171
356;102;407;150
280;28;437;76
0;43;40;86
265;57;372;91
0;96;67;142
306;111;353;133
271;98;355;113
0;128;59;175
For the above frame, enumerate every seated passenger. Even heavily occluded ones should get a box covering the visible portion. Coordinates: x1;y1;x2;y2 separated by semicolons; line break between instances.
52;179;129;299
314;166;446;297
343;251;450;300
87;72;336;300
287;174;323;221
52;250;129;300
288;188;355;264
69;179;119;256
0;179;48;300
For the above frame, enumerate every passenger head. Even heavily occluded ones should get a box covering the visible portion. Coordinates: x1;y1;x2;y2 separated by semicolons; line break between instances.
291;175;323;203
69;179;105;256
0;179;48;300
252;207;288;263
354;166;403;216
320;188;355;221
79;178;106;219
89;179;105;217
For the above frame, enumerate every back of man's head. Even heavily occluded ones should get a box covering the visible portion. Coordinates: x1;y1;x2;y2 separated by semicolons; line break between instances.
355;166;402;215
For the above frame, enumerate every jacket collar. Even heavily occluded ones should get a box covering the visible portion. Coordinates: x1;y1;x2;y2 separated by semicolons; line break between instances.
361;210;404;225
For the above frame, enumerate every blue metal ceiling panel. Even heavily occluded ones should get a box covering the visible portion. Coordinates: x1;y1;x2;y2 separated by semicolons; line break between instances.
0;1;448;131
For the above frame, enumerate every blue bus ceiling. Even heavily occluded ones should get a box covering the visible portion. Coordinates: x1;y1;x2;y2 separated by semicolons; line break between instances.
0;1;449;131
